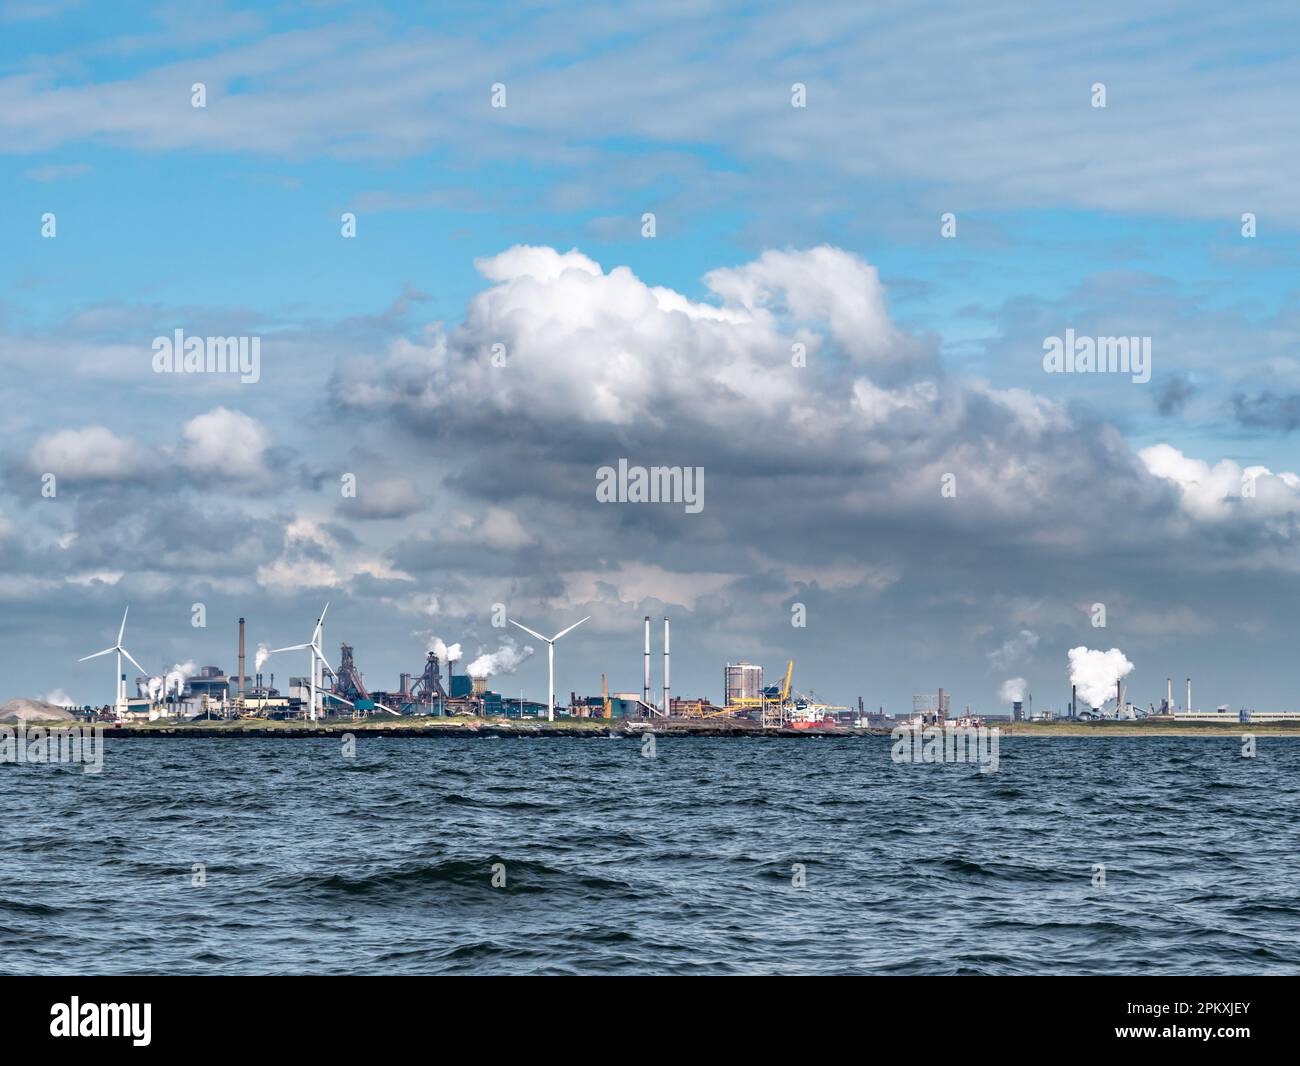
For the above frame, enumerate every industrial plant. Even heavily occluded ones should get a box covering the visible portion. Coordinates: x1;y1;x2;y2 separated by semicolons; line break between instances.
67;607;861;729
64;606;1300;728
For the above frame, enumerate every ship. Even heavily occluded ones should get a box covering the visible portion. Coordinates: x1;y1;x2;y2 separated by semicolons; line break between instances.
785;700;838;729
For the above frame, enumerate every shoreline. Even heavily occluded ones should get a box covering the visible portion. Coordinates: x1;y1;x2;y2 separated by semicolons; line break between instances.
6;717;1299;738
995;720;1300;737
5;717;862;739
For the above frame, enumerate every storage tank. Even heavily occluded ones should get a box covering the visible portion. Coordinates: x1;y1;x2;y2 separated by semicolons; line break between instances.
724;662;763;707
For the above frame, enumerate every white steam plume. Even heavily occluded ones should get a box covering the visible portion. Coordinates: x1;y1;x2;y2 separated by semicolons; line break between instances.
255;643;269;672
142;659;196;701
466;639;536;678
989;630;1039;671
1068;647;1134;709
164;660;197;698
427;636;462;663
998;677;1028;704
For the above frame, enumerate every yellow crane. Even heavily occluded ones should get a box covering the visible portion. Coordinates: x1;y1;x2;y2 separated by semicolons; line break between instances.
711;659;797;725
701;703;745;718
762;658;795;728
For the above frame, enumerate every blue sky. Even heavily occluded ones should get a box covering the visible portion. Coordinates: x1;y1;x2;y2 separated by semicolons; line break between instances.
2;1;1299;713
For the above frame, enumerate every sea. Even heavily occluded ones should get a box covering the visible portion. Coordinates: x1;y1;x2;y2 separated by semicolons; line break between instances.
2;734;1298;975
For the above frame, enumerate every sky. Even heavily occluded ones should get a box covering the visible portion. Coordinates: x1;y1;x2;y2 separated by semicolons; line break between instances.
1;0;1299;715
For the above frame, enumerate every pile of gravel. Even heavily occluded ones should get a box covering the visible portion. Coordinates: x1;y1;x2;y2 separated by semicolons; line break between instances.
0;698;76;724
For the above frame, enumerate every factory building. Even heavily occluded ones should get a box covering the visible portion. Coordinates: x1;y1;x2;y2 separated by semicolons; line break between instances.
607;694;652;719
669;696;725;717
912;689;951;725
1180;708;1300;723
724;662;763;707
187;666;231;701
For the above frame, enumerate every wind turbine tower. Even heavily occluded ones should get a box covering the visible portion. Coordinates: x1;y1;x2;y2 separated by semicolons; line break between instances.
270;602;333;721
78;606;147;716
508;615;590;722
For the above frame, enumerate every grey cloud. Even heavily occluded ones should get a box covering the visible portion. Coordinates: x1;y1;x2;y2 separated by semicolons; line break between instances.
1157;373;1196;416
338;476;424;521
325;245;1243;626
1231;390;1300;432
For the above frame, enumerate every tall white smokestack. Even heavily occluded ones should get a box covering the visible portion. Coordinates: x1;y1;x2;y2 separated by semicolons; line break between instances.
1187;677;1192;714
663;616;670;713
643;615;651;709
1167;677;1172;712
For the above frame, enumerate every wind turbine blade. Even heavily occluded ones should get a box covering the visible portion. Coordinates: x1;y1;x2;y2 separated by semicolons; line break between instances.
509;619;548;644
79;646;116;662
552;616;590;642
269;643;310;654
118;606;129;645
119;647;147;676
328;691;354;707
313;601;330;640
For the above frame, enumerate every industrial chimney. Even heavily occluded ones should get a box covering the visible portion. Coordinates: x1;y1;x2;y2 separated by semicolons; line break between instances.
238;617;246;698
1186;678;1192;714
1166;677;1173;714
663;617;670;714
643;616;651;710
1071;684;1076;719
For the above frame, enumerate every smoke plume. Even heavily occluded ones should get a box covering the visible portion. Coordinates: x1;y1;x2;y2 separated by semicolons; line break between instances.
1067;647;1134;709
255;643;269;672
998;677;1028;704
426;636;463;664
466;639;536;678
165;660;197;698
141;660;196;701
989;629;1039;671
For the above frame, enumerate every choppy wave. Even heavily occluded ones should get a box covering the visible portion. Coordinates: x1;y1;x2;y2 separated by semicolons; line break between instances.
1;735;1298;974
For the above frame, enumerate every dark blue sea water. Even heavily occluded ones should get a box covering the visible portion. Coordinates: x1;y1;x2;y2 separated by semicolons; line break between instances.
2;735;1298;975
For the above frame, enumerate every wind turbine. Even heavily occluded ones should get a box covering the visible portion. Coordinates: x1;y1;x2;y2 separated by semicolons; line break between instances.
269;602;333;721
508;615;589;722
78;606;147;717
